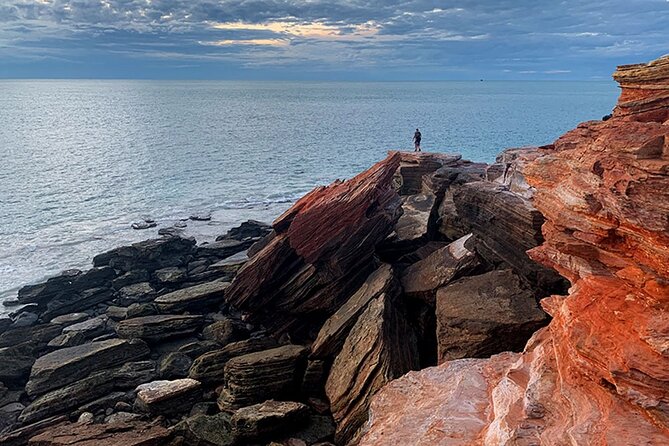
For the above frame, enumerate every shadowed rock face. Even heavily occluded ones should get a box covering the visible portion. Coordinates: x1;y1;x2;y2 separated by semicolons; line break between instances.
360;55;669;446
225;153;403;340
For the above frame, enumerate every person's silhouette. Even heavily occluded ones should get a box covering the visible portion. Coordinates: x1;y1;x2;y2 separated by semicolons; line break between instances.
413;128;422;152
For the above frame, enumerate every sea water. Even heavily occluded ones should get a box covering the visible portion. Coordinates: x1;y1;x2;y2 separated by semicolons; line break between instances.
0;80;618;310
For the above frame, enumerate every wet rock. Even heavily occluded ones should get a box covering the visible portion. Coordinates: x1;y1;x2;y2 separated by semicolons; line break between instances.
400;233;480;304
217;345;308;410
43;287;114;320
197;239;247;260
11;311;38;328
0;345;36;387
135;378;202;415
231;400;309;441
173;412;234;446
106;306;129;321
216;220;272;242
126;302;158;318
26;338;150;397
112;270;150;291
0;317;11;334
18;267;115;307
27;420;171;446
226;154;402;340
153;267;187;285
159;352;193;379
47;331;87;349
325;293;419;445
116;282;155;305
116;315;203;342
311;264;397;359
61;315;108;338
190;212;212;221
158;226;183;237
202;318;249;345
0;323;63;349
132;220;157;230
208;251;249;276
154;281;229;313
435;269;548;363
50;313;88;327
189;337;278;384
279;414;336;445
93;236;196;273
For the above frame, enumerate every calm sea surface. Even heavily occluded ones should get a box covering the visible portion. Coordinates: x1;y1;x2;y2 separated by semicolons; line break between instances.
0;80;618;311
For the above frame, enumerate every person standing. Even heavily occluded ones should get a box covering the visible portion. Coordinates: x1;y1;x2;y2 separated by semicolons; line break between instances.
413;128;422;152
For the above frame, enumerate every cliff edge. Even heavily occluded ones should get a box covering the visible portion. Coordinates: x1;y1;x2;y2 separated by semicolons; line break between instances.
360;55;669;445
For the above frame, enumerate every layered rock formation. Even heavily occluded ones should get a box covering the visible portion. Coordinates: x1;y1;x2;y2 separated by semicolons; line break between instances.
361;55;669;446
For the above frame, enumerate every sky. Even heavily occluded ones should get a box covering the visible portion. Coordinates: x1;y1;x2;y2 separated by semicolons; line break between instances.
0;0;668;80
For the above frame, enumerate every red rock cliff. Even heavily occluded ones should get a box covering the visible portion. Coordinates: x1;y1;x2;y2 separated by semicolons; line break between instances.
360;55;669;445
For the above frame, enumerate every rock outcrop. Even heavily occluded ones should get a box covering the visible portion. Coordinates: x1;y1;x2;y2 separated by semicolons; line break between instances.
361;55;669;446
225;153;403;340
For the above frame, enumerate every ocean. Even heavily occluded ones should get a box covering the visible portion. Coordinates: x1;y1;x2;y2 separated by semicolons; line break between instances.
0;80;618;312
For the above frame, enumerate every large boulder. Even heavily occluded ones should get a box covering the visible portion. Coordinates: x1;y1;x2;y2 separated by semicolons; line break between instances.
325;292;419;445
25;338;149;396
225;154;403;341
217;345;308;410
435;269;548;363
452;180;565;293
400;233;480;304
115;315;203;342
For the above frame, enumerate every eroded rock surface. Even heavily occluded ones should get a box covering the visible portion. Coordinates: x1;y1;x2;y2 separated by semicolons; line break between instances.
361;54;669;446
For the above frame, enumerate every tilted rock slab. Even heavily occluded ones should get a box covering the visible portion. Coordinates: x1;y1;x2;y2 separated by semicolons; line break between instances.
225;153;402;340
27;420;170;446
153;281;229;313
400;233;480;304
115;315;203;342
135;378;202;415
26;338;149;396
311;263;398;359
361;54;669;445
326;292;419;445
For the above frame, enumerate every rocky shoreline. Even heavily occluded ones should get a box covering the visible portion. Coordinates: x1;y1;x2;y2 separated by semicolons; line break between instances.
1;55;667;446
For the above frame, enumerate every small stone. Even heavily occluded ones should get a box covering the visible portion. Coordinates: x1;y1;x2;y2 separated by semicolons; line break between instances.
77;411;94;424
190;212;212;221
132;220;157;230
154;267;187;285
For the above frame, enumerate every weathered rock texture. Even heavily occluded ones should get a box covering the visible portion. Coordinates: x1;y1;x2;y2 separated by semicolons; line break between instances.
360;55;669;446
225;153;403;340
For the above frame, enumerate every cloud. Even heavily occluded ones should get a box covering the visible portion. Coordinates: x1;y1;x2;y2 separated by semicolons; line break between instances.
0;0;668;79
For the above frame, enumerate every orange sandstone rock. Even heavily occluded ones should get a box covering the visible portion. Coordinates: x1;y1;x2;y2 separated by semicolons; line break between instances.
360;55;669;446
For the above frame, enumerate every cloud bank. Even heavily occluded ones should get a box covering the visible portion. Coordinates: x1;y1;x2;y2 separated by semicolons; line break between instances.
1;0;667;79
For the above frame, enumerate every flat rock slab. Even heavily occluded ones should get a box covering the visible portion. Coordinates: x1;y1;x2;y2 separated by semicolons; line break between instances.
311;264;397;358
154;281;229;313
231;400;309;440
27;421;170;446
116;315;203;342
435;269;548;363
189;337;278;384
400;233;480;304
218;345;308;409
49;313;89;326
135;378;202;415
26;338;149;397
